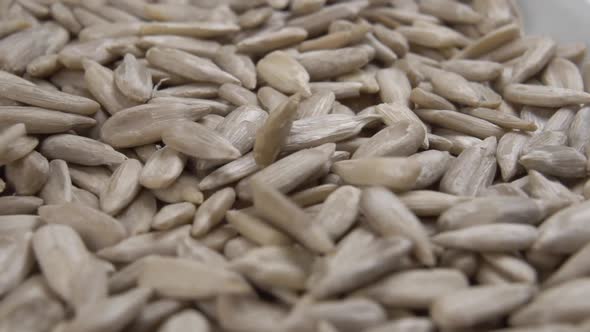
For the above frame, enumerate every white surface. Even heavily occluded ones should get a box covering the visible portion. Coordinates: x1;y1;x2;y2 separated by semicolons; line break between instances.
518;0;590;47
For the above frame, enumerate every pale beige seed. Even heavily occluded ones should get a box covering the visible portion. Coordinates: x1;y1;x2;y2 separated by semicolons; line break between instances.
217;295;288;332
58;287;152;332
505;83;590;107
476;262;512;285
0;19;30;38
360;268;468;309
527;170;583;205
142;3;214;22
60;36;137;70
26;54;61;78
139;21;239;37
568;106;590;153
257;86;288;112
285;114;380;151
298;24;369;52
146;47;240;85
117;190;157;236
0;106;96;134
366;7;439;25
0;215;40;236
361;186;435;266
376;103;430;148
366;32;398;65
0;134;38;166
98;226;190;263
178;236;228;268
199;153;261;192
113;53;152;103
239;6;272;29
408;150;453;189
397;25;468;49
415;109;504;139
0;196;42;216
138;256;250;300
237;144;335;200
305;298;387;332
333;157;421;191
139;146;186;189
290;184;338;207
442;59;503;82
138;35;221;59
496;131;529;181
219;83;258;107
251;177;335;254
153;83;218;99
297;90;335;119
152;172;204;205
520;145;586;178
522;130;568;155
410;87;456;111
374;24;409;57
510;278;590;326
419;0;481;23
162;121;240;161
100;159;142;216
534;200;590;254
68;165;110;196
68;258;109;312
148;96;231;116
40;134;126;166
544;242;590;288
254;94;301;167
336;68;380;94
375;67;411;106
483;253;537;284
5;150;48;195
0;231;34;298
433;223;538;252
439;196;550;231
50;2;81;34
297;47;372;81
238;27;308;55
307;227;412;299
399;191;469;217
107;257;157;293
430;69;483;106
431;284;535;329
542;57;584;91
230;245;312;291
314;186;360;240
191;187;235;237
511;38;557;84
151;202;196;231
290;0;326;15
440;137;497;196
226;209;292;246
353;121;425;159
310;81;363;99
72;7;110;27
461;107;536;131
100;103;210;148
427;133;454;152
72;186;99;209
0;22;68;75
257;50;311;96
0;276;65;332
82;59;139;115
32;224;91;302
454;23;520;59
39;159;72;205
287;2;364;35
213;45;257;90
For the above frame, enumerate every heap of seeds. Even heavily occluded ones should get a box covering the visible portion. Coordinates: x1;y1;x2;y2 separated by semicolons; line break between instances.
2;0;590;331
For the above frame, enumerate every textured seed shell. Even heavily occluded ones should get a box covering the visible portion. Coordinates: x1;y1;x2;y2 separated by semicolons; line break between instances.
520;145;587;178
139;146;186;189
505;84;590;108
114;53;152;103
101;103;210;148
199;153;262;192
298;47;372;81
162;121;241;160
542;57;584;91
256;50;311;96
430;69;483;106
100;159;142;216
454;23;520;59
511;38;557;84
40;134;126;166
415;109;504;139
83;59;139;115
534;201;590;254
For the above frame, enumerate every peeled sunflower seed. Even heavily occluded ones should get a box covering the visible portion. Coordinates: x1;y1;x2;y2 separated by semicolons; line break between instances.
256;50;311;96
139;146;186;189
568;106;590;154
542;57;584;91
39;159;72;205
454;23;521;59
352;121;425;159
314;185;360;240
430;69;484;107
504;83;590;108
40;134;126;166
83;58;139;115
298;47;372;81
113;53;152;103
199;153;261;192
527;170;583;205
116;190;156;236
440;137;497;196
534;200;590;254
460;107;536;131
410;87;456;111
251;177;334;254
226;209;292;246
409;150;453;189
361;186;434;266
191;187;236;237
333;157;421;191
519;145;587;178
433;223;539;252
415;109;505;139
5;150;49;195
214;45;257;90
100;159;142;216
510;38;557;84
399;190;469;217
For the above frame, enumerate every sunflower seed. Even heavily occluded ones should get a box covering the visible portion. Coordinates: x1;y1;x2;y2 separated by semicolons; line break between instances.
226;209;292;246
153;83;218;99
116;190;157;236
454;23;520;59
433;223;538;252
365;318;434;332
38;159;72;205
257;50;311;96
314;185;360;240
149;96;231;115
375;67;411;106
399;191;469;217
360;268;468;309
191;187;235;237
510;38;556;84
505;84;590;107
309;229;410;301
431;284;535;329
219;83;259;106
542;57;584;91
254;94;300;167
212;46;257;90
510;278;590;326
137;146;185;189
397;25;468;49
375;102;430;148
97;225;190;264
353;121;425;159
520;145;586;178
299;23;369;52
333;157;421;191
288;2;364;36
496;132;530;182
40;134;125;167
310;81;363;99
410;87;457;111
5;150;48;195
409;150;453;189
419;0;481;23
99;159;142;215
568;106;590;153
429;69;484;107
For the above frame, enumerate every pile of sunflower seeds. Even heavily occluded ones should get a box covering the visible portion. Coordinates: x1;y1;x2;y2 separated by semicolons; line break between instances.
3;0;590;331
